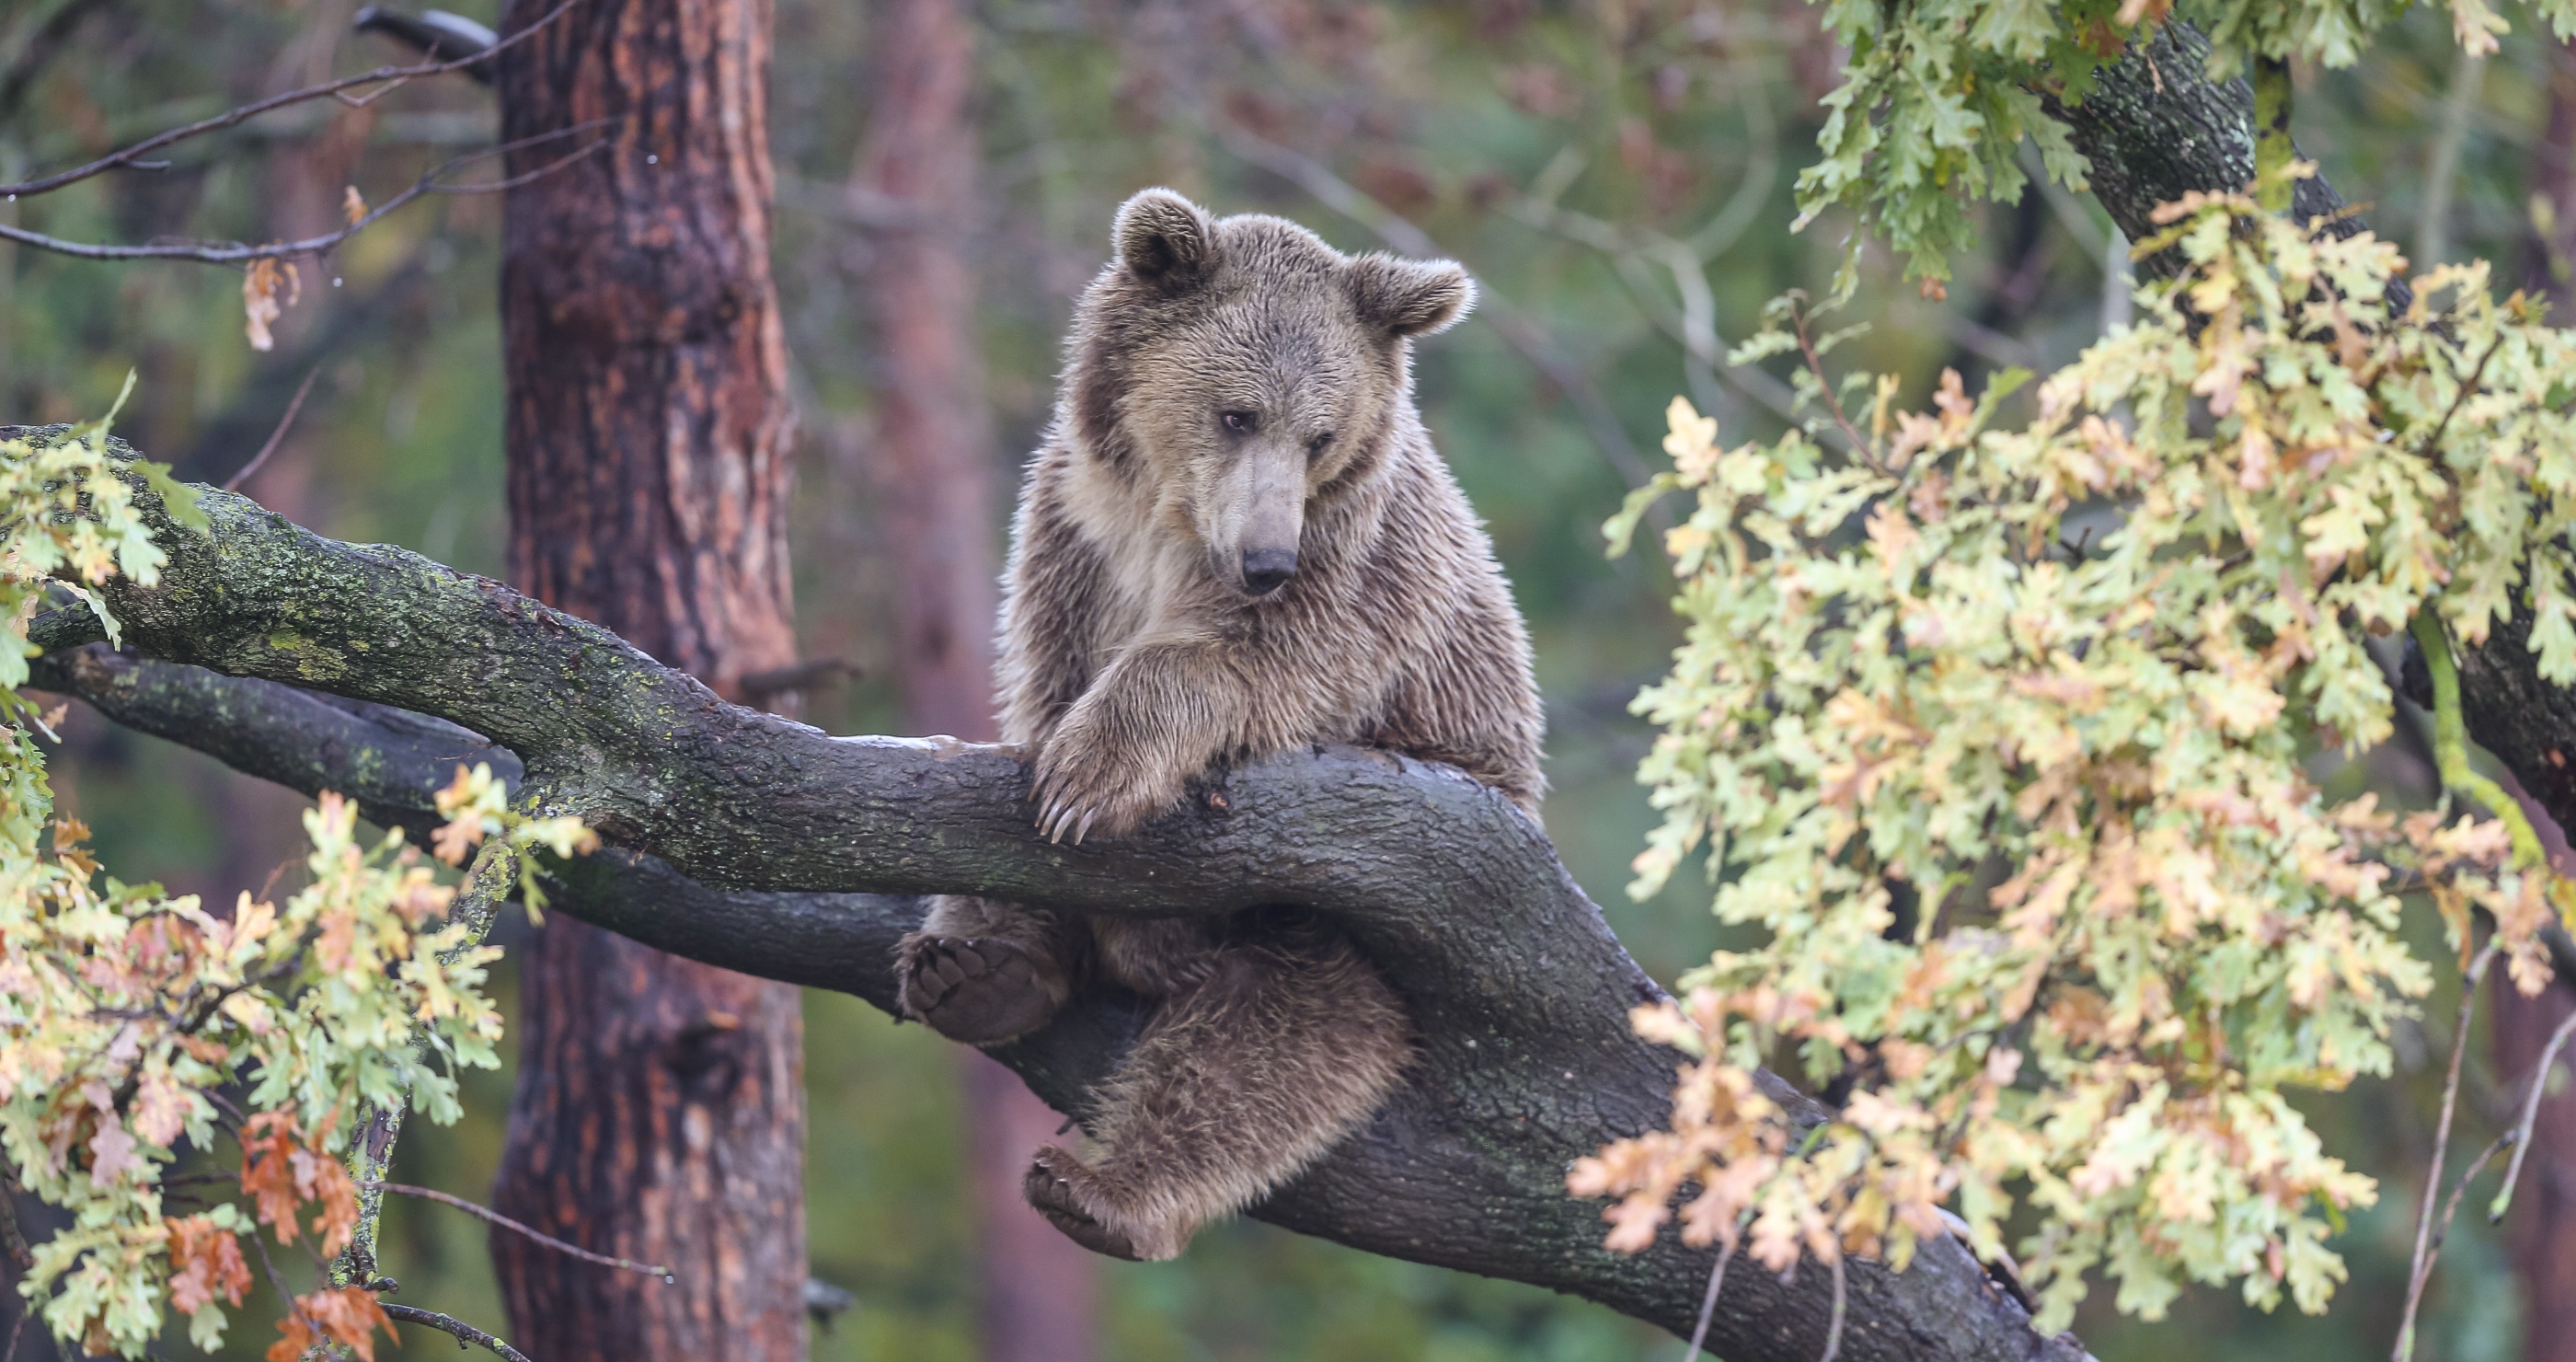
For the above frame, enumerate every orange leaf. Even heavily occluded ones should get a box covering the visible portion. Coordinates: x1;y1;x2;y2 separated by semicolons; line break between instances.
167;1215;251;1314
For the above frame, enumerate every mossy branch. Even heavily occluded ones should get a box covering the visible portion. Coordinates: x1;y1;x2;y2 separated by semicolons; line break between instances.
6;428;2082;1362
2252;57;2295;214
2412;611;2555;872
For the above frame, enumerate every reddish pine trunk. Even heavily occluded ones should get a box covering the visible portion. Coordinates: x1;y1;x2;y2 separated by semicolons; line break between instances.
2495;983;2576;1362
489;1;808;1358
2501;43;2576;1362
853;0;1100;1354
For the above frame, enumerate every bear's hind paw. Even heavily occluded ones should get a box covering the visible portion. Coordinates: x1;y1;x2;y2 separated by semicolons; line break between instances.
895;934;1065;1045
1024;1146;1183;1262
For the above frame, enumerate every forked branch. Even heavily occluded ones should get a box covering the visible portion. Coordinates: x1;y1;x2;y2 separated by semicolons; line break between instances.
0;0;577;201
10;425;2076;1362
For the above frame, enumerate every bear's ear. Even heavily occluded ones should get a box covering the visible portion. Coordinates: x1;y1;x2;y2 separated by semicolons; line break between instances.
1114;189;1218;289
1347;255;1477;339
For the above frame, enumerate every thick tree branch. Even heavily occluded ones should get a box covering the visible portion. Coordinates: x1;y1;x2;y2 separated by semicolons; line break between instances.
7;429;2078;1362
2042;23;2395;298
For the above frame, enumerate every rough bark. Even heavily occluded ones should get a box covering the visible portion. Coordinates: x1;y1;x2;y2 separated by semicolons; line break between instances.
2499;44;2576;1360
851;0;1101;1351
488;0;808;1356
17;458;2087;1362
2042;24;2383;285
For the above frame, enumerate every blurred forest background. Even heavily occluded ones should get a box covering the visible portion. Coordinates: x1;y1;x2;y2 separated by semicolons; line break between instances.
1;0;2569;1356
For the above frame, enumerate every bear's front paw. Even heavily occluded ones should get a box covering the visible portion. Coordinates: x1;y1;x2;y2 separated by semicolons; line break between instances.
895;933;1068;1045
1029;721;1188;845
1023;1146;1184;1261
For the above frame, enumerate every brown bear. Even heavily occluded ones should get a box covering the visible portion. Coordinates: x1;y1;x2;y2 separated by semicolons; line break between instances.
894;188;1545;1262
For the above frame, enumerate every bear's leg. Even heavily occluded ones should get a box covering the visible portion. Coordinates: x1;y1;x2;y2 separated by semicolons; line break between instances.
897;896;1080;1045
1022;923;1412;1260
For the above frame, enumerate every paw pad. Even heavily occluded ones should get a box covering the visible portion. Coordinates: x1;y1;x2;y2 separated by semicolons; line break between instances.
896;935;1060;1045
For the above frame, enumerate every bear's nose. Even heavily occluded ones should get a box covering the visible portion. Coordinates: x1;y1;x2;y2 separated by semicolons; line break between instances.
1241;548;1298;595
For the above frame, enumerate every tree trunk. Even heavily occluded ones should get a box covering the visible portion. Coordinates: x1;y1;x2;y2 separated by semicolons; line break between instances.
2494;981;2576;1362
489;2;808;1358
852;0;1102;1353
2495;43;2576;1362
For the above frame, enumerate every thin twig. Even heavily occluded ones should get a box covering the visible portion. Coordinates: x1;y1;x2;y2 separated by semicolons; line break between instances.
360;1180;674;1280
1679;1236;1737;1359
0;0;578;200
0;126;609;264
224;365;320;492
244;1215;328;1356
2415;331;2504;459
2490;1003;2576;1223
1820;1252;1848;1362
1787;297;1880;470
2427;1129;2513;1263
1504;192;1809;432
380;1304;535;1362
2394;940;2498;1362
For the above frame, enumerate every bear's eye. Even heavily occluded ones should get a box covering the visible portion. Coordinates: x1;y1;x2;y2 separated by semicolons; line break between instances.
1306;432;1335;458
1219;410;1258;435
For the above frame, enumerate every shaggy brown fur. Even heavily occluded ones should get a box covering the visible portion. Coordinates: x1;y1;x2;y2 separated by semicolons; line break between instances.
895;188;1545;1261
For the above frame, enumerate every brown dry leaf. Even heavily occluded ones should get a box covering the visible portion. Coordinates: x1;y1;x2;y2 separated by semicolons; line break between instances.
238;1109;362;1252
237;1112;305;1241
167;1216;252;1314
342;185;367;226
304;1287;394;1361
241;259;302;352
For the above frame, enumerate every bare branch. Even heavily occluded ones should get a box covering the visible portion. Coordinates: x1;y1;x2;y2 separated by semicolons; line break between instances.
0;125;607;265
0;0;577;200
1682;1237;1736;1360
2395;941;2498;1362
379;1304;535;1362
360;1181;674;1280
223;365;320;493
1785;294;1882;472
2490;1002;2576;1223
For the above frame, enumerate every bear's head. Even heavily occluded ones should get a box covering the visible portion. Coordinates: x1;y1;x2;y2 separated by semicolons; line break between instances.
1070;188;1475;599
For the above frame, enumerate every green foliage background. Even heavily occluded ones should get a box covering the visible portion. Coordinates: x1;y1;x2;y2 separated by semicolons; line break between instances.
1;0;2566;1355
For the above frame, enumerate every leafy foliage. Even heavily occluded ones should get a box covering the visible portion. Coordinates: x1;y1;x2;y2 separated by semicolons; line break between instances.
1580;178;2576;1328
0;416;591;1356
1797;0;2576;284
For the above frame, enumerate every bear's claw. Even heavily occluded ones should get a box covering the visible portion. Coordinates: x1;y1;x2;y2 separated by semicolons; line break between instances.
1024;1147;1147;1261
895;934;1063;1045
